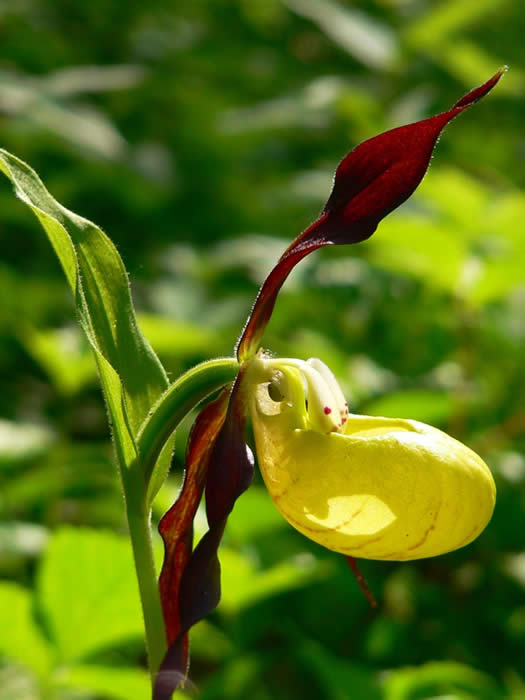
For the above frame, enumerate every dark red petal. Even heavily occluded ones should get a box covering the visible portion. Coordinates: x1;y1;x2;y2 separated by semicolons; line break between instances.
174;370;253;638
237;68;506;361
157;389;230;648
205;369;254;526
154;371;253;697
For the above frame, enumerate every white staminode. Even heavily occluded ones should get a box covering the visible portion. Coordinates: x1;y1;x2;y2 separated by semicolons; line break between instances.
306;358;348;427
257;355;349;433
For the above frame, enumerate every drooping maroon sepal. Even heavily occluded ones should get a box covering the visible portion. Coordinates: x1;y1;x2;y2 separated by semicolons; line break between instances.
154;371;253;698
157;389;230;654
236;68;505;361
205;369;254;525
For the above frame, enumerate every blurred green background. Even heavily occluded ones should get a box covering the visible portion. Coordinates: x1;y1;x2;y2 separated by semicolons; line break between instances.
1;0;524;698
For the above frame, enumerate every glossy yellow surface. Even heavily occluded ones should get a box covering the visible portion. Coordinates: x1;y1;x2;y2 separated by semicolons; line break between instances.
251;384;496;560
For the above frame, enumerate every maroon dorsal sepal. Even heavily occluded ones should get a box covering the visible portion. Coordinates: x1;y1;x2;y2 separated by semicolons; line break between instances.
237;68;506;361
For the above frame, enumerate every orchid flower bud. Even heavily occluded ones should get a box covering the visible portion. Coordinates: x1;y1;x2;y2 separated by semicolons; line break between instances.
249;357;495;561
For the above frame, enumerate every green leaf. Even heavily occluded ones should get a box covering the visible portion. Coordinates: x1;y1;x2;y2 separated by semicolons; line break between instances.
0;582;52;678
460;190;525;306
61;664;190;699
404;0;508;50
37;527;144;662
0;149;170;477
58;664;154;700
384;661;503;700
296;640;382;700
219;547;327;614
190;620;234;662
19;324;96;396
368;215;467;293
363;390;454;426
137;312;219;361
433;41;522;95
225;487;286;543
418;167;487;235
464;248;525;308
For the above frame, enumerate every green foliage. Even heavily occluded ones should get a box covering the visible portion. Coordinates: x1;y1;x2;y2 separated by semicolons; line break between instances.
0;149;169;475
1;0;524;698
57;666;152;700
38;528;144;662
384;661;504;700
0;582;51;678
0;528;149;699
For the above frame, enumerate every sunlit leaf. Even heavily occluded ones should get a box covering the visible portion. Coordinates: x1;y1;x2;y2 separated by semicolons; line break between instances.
137;313;219;361
59;665;159;700
37;528;143;662
384;661;503;700
0;582;51;678
225;487;286;543
0;150;171;481
189;620;234;663
219;548;326;614
434;40;522;95
368;216;467;293
466;252;525;307
405;0;509;49
363;390;454;426
417;167;488;234
19;324;96;396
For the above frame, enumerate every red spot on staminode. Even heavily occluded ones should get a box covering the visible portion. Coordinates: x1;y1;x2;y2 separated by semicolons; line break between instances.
324;406;332;415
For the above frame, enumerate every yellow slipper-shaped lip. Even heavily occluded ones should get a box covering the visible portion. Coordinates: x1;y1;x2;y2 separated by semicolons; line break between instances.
251;380;496;561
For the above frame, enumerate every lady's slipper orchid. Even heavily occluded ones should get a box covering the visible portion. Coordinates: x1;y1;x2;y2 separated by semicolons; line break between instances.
249;355;495;561
154;69;504;696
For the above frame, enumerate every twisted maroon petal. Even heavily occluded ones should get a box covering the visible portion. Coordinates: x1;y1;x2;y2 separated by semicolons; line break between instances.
154;370;253;698
236;68;506;361
157;389;230;652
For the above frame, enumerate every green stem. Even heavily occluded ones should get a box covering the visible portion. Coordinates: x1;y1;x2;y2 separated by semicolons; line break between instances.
137;356;240;490
125;487;167;679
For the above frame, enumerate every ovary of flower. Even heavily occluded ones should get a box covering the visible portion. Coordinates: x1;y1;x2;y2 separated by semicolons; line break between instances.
249;357;496;561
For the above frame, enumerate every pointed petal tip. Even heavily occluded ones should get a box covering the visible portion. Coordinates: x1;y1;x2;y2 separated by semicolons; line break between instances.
493;64;509;83
453;66;507;110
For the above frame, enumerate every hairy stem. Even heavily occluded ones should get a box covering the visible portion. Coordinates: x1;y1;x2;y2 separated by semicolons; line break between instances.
125;485;167;678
